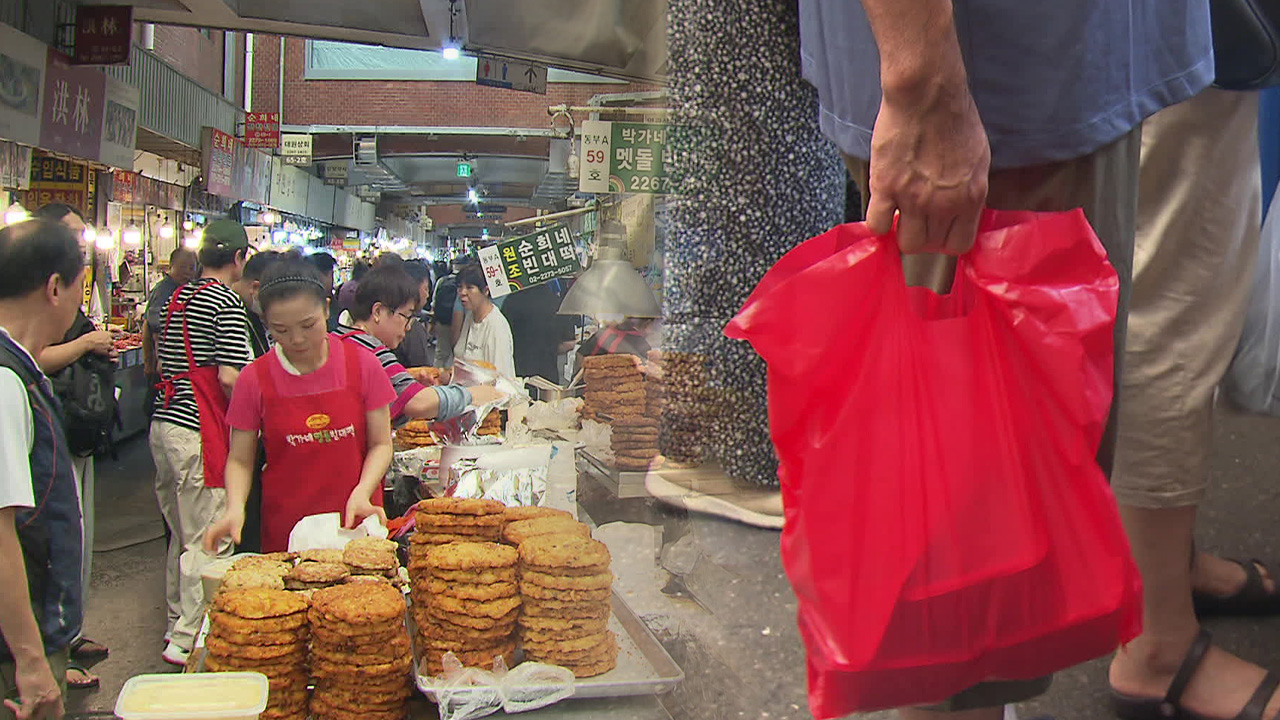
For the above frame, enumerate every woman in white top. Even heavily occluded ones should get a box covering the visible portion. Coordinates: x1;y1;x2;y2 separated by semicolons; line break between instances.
453;266;517;378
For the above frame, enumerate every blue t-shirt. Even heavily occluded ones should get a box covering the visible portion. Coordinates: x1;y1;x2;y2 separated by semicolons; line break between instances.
800;1;1214;169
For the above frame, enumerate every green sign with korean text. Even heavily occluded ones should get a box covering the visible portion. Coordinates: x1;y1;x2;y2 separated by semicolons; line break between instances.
477;223;581;298
578;120;671;194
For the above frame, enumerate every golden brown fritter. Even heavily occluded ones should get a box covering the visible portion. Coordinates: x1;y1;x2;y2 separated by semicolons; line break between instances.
219;570;286;592
521;598;611;620
415;616;515;643
518;534;610;570
520;569;613;591
409;532;497;546
418;606;518;631
517;614;609;635
229;557;293;577
208;610;307;634
341;546;397;571
204;635;306;660
311;655;412;678
309;583;404;625
420;579;517;601
427;593;521;619
425;541;517;570
502;517;591;546
501;506;572;523
299;548;346;564
212;587;309;619
520;631;611;655
414;511;504;527
287;562;349;584
415;497;506;515
518;582;611;602
428;567;518;584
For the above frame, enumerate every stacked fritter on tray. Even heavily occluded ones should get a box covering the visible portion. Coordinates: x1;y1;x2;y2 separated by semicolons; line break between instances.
343;537;404;588
205;588;310;720
501;515;591;546
220;555;293;592
412;541;521;676
308;584;414;720
517;534;618;678
478;409;503;437
609;416;661;472
659;351;711;466
396;418;439;450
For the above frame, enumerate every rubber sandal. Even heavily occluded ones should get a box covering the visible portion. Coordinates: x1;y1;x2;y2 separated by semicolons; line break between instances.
65;661;99;690
69;636;109;662
1112;629;1280;720
1193;559;1280;617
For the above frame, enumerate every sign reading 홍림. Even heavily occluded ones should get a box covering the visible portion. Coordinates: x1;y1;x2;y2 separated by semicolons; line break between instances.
72;5;132;66
478;223;581;298
577;120;671;194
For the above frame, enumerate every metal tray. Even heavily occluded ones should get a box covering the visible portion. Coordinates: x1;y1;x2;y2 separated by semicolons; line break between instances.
415;591;684;702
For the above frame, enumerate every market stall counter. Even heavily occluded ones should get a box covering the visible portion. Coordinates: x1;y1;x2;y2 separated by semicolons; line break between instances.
113;332;150;438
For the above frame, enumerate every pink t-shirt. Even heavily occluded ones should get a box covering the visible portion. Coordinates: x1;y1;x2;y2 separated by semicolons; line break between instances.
228;335;395;432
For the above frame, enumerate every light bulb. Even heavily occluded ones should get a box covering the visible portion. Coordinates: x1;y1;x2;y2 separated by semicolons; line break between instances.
82;228;97;244
442;46;460;61
123;226;142;246
3;204;28;225
183;234;200;248
467;188;479;204
98;231;116;249
159;225;175;239
182;220;194;231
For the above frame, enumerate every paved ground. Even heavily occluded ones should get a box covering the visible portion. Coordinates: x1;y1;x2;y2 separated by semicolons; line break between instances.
63;403;1280;719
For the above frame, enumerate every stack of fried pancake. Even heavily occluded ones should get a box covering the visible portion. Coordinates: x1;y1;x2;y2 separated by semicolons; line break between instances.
477;409;503;437
517;534;618;678
610;415;661;472
206;588;310;720
395;418;438;450
412;541;521;675
411;497;505;547
284;561;349;592
502;505;573;524
308;584;413;720
343;537;403;588
583;354;646;420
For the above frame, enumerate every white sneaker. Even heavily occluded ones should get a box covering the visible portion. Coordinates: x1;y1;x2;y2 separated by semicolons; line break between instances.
161;642;189;667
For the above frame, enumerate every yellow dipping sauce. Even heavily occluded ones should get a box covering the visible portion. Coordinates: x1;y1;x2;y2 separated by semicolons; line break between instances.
117;673;266;719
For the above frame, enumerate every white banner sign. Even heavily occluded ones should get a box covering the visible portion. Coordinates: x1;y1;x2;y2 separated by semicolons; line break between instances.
0;24;48;147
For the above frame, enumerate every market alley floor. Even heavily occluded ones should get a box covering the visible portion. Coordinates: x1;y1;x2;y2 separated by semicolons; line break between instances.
66;404;1280;720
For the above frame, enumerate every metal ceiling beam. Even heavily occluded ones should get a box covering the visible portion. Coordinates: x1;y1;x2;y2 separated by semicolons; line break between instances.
132;0;435;49
280;125;560;137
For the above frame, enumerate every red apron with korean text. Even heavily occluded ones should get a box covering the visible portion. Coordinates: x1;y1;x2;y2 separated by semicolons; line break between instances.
157;279;232;488
257;337;375;552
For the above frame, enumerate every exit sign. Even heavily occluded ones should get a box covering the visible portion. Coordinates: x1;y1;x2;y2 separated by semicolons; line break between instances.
457;162;472;178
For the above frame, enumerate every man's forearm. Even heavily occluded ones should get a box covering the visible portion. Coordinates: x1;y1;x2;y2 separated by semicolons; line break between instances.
860;0;968;97
0;510;47;664
37;338;86;375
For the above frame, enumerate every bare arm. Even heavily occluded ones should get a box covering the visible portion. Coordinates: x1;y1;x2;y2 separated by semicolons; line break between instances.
0;508;63;720
218;365;241;396
345;405;392;528
37;336;94;375
403;387;442;419
203;429;257;551
860;0;989;255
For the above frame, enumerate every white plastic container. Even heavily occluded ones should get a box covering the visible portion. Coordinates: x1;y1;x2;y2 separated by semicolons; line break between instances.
115;672;268;720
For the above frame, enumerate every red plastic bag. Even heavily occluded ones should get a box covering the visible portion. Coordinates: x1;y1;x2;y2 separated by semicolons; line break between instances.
725;209;1141;717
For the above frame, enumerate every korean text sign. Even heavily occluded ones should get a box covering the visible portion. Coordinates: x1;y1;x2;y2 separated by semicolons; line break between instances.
478;223;581;298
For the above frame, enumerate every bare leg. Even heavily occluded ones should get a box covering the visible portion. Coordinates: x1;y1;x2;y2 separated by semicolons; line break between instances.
900;706;1004;720
1109;505;1280;720
1194;551;1276;597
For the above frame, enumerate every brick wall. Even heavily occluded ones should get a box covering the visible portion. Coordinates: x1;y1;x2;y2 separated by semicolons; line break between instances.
253;35;659;129
149;24;226;96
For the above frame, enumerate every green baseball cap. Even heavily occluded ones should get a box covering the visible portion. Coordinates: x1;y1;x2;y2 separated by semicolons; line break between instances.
200;219;250;252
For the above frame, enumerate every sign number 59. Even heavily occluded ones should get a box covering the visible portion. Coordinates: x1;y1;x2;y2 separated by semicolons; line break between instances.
585;150;606;164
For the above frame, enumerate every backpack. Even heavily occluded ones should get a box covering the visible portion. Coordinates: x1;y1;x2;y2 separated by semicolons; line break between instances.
49;312;117;457
433;276;458;326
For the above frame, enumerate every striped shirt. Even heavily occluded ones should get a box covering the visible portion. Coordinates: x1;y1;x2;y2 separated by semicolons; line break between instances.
153;279;254;432
337;323;425;424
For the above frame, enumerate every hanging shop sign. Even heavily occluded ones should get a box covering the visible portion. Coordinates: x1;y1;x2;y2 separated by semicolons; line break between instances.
280;133;312;166
477;222;580;298
0;25;47;147
577;120;671;195
0;142;33;190
40;48;105;161
322;162;348;186
98;75;139;170
475;53;547;95
109;170;184;210
201;127;272;204
72;5;133;66
244;111;280;149
23;154;91;217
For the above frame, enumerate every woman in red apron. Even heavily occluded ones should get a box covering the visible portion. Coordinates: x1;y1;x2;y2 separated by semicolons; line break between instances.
205;260;396;553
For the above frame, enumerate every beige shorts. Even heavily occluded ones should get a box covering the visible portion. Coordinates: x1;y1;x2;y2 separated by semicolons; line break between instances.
1111;87;1262;509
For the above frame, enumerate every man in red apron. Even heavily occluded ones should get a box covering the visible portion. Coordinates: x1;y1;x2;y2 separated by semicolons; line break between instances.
149;220;254;666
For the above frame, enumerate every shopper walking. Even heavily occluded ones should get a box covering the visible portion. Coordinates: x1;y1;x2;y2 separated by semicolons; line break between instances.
29;204;114;691
454;266;516;379
431;258;462;367
800;0;1213;716
151;220;253;666
0;219;89;720
204;260;395;553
